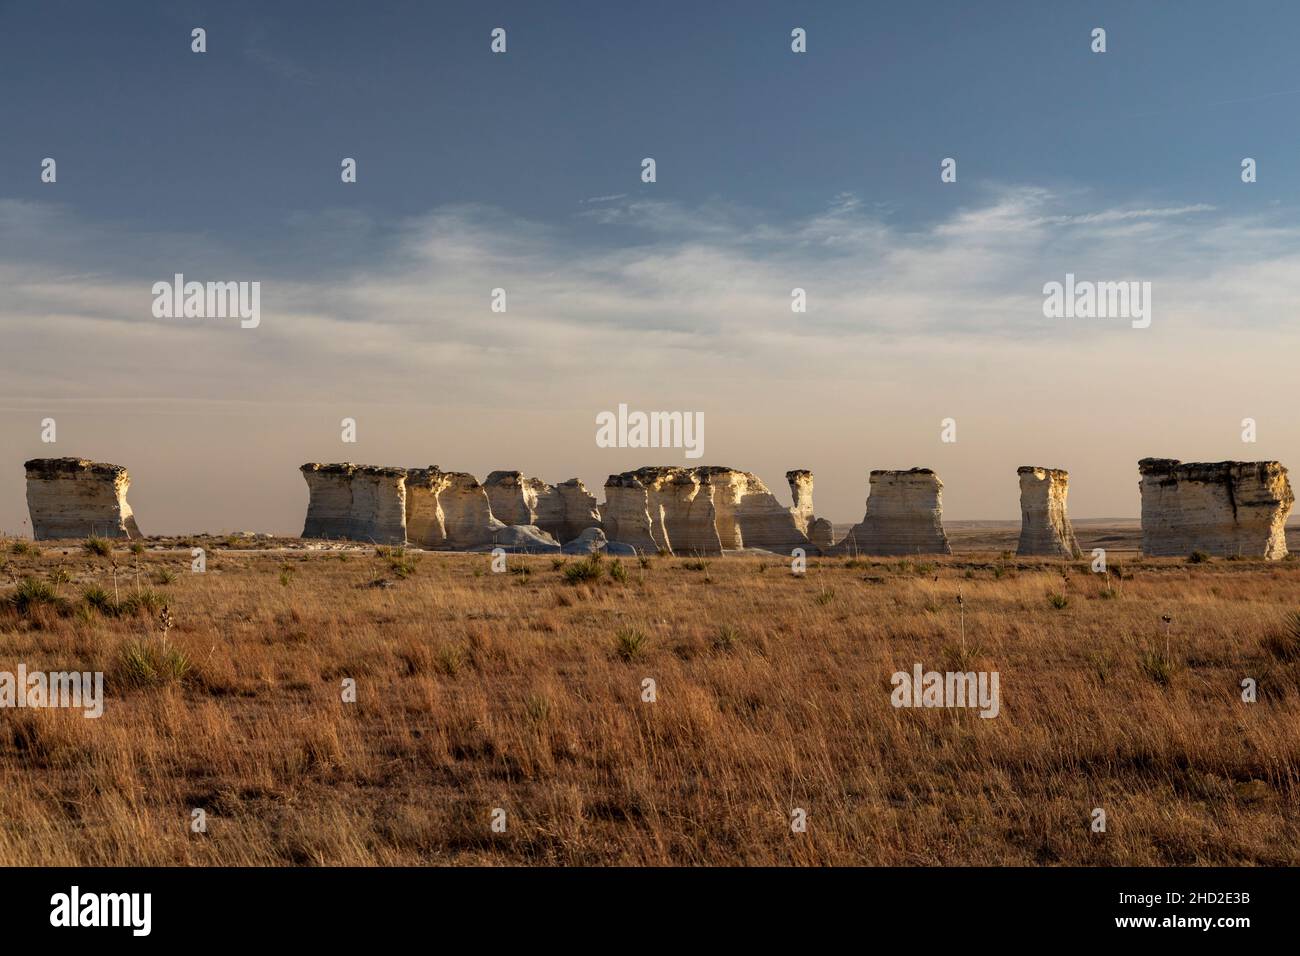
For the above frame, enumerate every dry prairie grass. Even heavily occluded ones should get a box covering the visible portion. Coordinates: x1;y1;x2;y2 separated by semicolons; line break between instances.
0;540;1298;866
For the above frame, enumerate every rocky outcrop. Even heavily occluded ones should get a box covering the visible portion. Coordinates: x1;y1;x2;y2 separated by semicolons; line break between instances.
602;472;663;552
832;468;951;555
405;467;503;550
24;458;142;540
300;464;407;544
808;518;834;551
601;466;820;555
787;470;815;535
1139;458;1293;560
302;463;504;548
483;471;539;526
485;471;602;543
597;467;716;553
1016;466;1081;557
702;468;813;553
562;527;609;555
653;468;723;554
548;479;603;542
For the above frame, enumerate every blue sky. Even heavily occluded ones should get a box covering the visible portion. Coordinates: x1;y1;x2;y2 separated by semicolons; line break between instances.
5;1;1299;255
1;1;1298;531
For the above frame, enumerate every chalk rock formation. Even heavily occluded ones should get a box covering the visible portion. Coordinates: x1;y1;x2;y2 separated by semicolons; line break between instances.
483;471;540;527
486;471;602;544
602;471;666;553
1016;466;1081;558
24;458;142;540
405;467;503;550
808;518;835;551
653;468;723;554
547;479;603;542
787;470;816;534
702;468;813;553
1139;458;1293;560
601;466;820;555
832;468;951;555
300;464;407;545
562;527;609;555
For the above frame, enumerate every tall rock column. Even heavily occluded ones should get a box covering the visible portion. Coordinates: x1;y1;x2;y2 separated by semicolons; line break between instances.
832;468;951;556
786;470;815;536
348;467;408;544
1016;466;1081;557
24;458;142;540
602;473;661;552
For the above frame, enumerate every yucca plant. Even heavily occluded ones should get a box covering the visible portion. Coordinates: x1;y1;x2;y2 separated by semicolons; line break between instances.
1262;611;1300;662
83;536;112;557
615;628;648;662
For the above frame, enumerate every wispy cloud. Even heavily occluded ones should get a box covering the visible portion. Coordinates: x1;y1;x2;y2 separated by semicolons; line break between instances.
2;186;1298;408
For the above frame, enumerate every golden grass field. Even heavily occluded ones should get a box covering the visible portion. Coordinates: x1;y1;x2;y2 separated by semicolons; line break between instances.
1;534;1298;866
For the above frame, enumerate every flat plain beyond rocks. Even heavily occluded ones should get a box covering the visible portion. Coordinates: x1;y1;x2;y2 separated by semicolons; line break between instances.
1;526;1298;866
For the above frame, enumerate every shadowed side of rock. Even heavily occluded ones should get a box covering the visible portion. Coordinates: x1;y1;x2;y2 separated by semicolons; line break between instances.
300;464;407;545
831;468;951;556
24;457;142;540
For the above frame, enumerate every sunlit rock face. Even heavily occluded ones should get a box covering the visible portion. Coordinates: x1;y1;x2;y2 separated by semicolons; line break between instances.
1016;466;1081;558
601;472;662;553
600;466;819;555
602;467;720;554
300;463;407;545
25;458;142;540
787;470;816;535
483;471;539;527
405;467;502;550
700;468;814;553
831;468;952;556
1139;458;1293;560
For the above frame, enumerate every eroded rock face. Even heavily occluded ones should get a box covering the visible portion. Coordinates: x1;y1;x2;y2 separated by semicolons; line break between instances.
25;458;142;540
655;468;723;554
405;467;502;550
701;468;813;553
808;518;835;551
1139;458;1293;559
549;479;603;543
1017;466;1081;558
601;473;662;552
485;471;602;543
601;466;819;555
300;464;407;545
787;470;815;535
483;471;539;526
832;468;951;555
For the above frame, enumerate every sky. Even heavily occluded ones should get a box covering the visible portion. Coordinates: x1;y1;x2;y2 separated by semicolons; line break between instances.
2;0;1299;534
